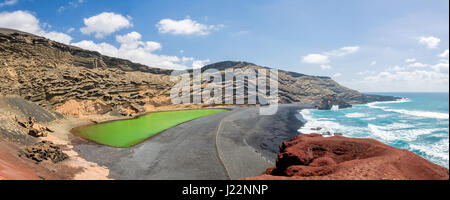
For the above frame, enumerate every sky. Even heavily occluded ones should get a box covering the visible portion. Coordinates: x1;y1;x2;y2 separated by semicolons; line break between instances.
0;0;448;92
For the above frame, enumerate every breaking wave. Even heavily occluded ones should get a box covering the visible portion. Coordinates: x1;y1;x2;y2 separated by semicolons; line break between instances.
366;98;449;119
345;112;367;118
297;93;449;167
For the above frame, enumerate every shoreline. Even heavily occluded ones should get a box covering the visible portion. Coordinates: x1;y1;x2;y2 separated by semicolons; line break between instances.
63;104;314;179
3;101;447;180
69;108;233;148
296;99;449;169
1;104;309;180
215;104;315;179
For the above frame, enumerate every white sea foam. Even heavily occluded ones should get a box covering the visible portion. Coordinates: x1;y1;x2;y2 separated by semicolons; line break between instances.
382;108;449;119
366;98;408;110
298;109;342;135
384;123;415;129
377;114;393;118
298;109;365;137
345;112;367;118
368;124;398;141
366;98;449;119
368;124;443;141
409;138;449;167
361;117;376;121
331;105;339;110
366;98;411;107
298;97;449;167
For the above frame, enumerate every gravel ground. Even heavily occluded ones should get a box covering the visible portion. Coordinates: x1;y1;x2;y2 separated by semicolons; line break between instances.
217;104;313;179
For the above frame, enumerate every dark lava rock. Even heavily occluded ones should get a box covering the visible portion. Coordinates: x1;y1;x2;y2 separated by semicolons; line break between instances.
20;141;69;163
316;94;352;110
15;116;52;137
322;131;332;136
359;94;401;103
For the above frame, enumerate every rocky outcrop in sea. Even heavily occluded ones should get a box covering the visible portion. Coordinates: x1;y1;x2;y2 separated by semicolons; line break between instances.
315;94;352;110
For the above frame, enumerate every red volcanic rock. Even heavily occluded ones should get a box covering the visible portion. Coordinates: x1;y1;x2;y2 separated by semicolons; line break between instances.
244;134;449;180
0;139;75;180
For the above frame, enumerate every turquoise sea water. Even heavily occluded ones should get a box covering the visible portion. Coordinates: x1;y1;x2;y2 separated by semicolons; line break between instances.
298;93;449;168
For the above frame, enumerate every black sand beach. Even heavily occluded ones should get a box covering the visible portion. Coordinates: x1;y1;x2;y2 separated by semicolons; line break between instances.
72;104;314;180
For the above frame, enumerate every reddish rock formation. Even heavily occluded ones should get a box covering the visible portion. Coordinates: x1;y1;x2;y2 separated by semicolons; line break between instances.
20;141;69;163
244;134;449;180
15;116;53;137
0;139;76;180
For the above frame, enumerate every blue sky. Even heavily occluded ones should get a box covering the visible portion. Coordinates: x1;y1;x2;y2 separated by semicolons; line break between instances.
0;0;448;92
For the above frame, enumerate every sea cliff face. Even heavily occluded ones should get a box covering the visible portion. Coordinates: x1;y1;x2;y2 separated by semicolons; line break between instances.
243;134;449;180
1;28;397;114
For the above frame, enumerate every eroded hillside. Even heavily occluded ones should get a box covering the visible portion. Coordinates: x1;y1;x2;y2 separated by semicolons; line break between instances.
0;28;396;117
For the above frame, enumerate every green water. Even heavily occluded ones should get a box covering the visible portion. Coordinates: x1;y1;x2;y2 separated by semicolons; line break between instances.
72;109;228;148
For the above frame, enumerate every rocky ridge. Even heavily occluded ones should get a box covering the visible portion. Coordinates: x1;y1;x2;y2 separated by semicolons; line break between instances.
1;28;397;116
1;28;173;116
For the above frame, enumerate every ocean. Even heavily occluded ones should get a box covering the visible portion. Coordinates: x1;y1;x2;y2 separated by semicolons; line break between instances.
298;92;449;168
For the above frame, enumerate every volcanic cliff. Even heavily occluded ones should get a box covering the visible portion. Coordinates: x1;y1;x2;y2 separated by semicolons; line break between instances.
0;27;397;117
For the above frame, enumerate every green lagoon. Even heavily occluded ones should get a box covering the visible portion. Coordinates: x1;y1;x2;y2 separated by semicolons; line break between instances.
71;109;228;148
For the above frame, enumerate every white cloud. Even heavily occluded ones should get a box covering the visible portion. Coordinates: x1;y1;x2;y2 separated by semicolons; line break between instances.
370;61;377;66
67;27;75;33
0;10;40;33
387;65;405;72
302;46;359;66
366;69;448;83
0;0;17;7
357;70;376;75
302;54;329;64
181;56;194;62
439;49;449;58
156;18;222;36
357;69;449;92
418;36;441;49
333;73;342;78
408;62;428;68
72;40;119;56
80;12;133;38
115;31;162;52
192;59;210;69
405;58;416;63
71;31;208;70
320;64;332;70
431;61;449;73
325;46;360;56
0;10;72;44
365;70;446;82
42;31;73;44
348;58;449;92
